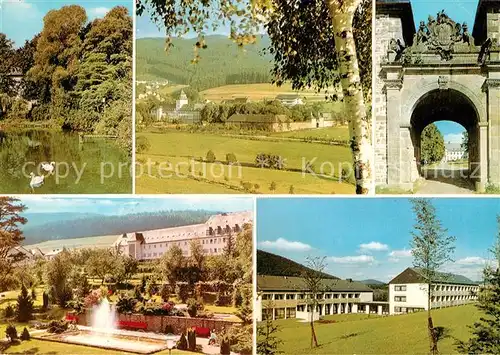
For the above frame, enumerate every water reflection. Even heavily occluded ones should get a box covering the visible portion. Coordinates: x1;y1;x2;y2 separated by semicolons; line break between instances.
0;129;131;193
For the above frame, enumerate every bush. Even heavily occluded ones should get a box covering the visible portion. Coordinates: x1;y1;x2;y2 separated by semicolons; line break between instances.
241;181;252;192
187;328;196;351
226;153;237;164
160;284;170;302
220;336;231;355
116;295;137;314
134;285;144;302
136;136;151;154
4;304;14;318
186;298;202;317
206;150;216;163
16;284;34;322
177;333;188;350
20;327;30;341
47;320;69;334
289;185;295;194
269;181;277;192
175;282;191;303
6;324;17;342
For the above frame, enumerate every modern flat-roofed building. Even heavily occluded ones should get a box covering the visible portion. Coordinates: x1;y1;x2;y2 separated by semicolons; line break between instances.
256;275;385;322
389;267;479;315
116;211;252;260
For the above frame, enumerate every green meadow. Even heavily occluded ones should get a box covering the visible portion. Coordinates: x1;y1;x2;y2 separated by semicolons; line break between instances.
136;130;354;194
262;304;481;354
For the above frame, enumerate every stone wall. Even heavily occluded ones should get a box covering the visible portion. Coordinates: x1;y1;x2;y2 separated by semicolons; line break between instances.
77;312;238;335
374;14;405;184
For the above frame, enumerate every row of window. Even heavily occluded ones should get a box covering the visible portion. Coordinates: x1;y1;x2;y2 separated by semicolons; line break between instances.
262;307;296;320
394;307;424;314
142;247;221;258
431;294;475;302
434;285;478;292
143;237;229;250
262;292;361;301
394;296;407;302
394;285;407;291
206;225;241;236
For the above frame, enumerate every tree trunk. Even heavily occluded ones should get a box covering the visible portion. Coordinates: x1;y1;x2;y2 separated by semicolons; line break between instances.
428;283;438;354
327;0;372;194
310;315;318;348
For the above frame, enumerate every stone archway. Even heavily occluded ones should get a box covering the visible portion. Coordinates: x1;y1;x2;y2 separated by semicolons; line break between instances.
410;88;479;189
375;0;500;192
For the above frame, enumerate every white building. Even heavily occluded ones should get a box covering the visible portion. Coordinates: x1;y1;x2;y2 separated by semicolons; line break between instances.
256;275;387;322
176;90;189;110
116;211;252;260
444;143;467;162
275;94;304;106
389;267;479;315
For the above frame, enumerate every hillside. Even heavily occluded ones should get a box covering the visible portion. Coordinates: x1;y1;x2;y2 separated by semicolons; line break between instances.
257;249;338;279
136;35;273;90
359;279;385;286
21;210;219;244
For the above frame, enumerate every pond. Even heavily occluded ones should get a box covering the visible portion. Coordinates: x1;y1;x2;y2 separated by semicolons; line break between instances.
0;129;132;194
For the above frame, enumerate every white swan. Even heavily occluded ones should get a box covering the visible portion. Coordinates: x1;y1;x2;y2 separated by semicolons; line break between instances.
41;162;55;174
29;172;44;192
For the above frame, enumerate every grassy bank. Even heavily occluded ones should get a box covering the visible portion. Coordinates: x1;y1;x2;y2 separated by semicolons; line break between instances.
261;304;480;354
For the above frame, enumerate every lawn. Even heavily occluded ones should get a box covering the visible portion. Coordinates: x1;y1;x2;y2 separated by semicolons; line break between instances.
262;304;481;354
199;83;333;103
271;126;349;141
136;131;354;194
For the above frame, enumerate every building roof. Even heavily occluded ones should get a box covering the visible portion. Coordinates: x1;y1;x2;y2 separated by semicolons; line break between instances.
227;114;289;124
257;275;373;292
389;267;478;286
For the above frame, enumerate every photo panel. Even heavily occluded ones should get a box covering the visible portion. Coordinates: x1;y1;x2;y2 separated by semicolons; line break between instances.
0;1;134;194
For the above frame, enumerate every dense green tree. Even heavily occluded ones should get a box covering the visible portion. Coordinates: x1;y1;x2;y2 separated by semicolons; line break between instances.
410;199;456;355
16;284;33;322
457;216;500;354
461;131;469;153
85;249;123;284
0;197;28;291
421;124;445;164
157;244;185;286
0;34;16;98
44;250;74;307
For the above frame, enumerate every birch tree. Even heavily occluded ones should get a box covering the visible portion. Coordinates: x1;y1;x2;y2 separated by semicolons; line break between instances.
137;0;372;194
302;256;327;348
410;199;456;355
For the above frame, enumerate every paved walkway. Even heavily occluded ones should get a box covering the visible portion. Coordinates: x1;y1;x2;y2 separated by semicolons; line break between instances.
416;163;475;194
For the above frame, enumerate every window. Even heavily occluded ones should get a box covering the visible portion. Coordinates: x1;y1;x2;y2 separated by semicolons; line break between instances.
262;309;273;320
354;293;360;298
262;294;271;300
286;308;296;319
316;294;323;300
275;308;285;319
286;294;295;300
394;285;407;291
296;305;305;312
297;294;305;300
274;294;284;300
394;296;407;302
394;307;401;312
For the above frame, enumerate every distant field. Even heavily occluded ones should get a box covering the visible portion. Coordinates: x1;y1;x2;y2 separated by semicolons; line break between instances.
262;304;481;354
136;131;354;194
200;83;334;103
271;126;349;141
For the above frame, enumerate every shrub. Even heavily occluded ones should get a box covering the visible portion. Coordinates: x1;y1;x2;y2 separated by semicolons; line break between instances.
136;136;151;154
289;185;295;194
177;333;188;350
220;336;231;355
4;304;14;318
187;328;196;351
160;284;170;302
269;181;277;192
226;153;237;164
175;282;191;303
134;285;144;302
241;181;252;192
146;278;157;297
6;324;17;342
186;298;202;317
116;295;137;314
20;327;30;341
16;284;34;322
206;150;216;163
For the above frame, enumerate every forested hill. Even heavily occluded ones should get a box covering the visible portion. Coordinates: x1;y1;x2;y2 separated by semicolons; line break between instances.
21;210;219;244
257;249;339;279
136;35;273;90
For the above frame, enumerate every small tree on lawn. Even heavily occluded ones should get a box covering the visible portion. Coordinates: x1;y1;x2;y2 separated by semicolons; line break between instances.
257;301;283;355
206;150;216;163
16;284;34;322
5;324;17;342
302;256;327;348
269;181;277;193
410;198;456;355
457;215;500;354
20;327;30;341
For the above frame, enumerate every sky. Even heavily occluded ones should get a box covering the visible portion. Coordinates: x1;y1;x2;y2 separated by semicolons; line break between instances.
18;196;253;216
0;0;135;47
411;0;479;141
257;198;500;282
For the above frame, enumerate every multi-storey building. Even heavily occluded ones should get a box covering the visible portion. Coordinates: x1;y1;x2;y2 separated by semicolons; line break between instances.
116;211;252;260
256;275;385;322
389;267;479;315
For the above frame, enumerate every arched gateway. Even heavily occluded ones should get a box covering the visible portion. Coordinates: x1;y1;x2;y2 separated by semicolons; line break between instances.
375;0;500;192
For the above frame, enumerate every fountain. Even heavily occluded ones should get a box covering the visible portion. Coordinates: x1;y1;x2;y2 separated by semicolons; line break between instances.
36;298;172;354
